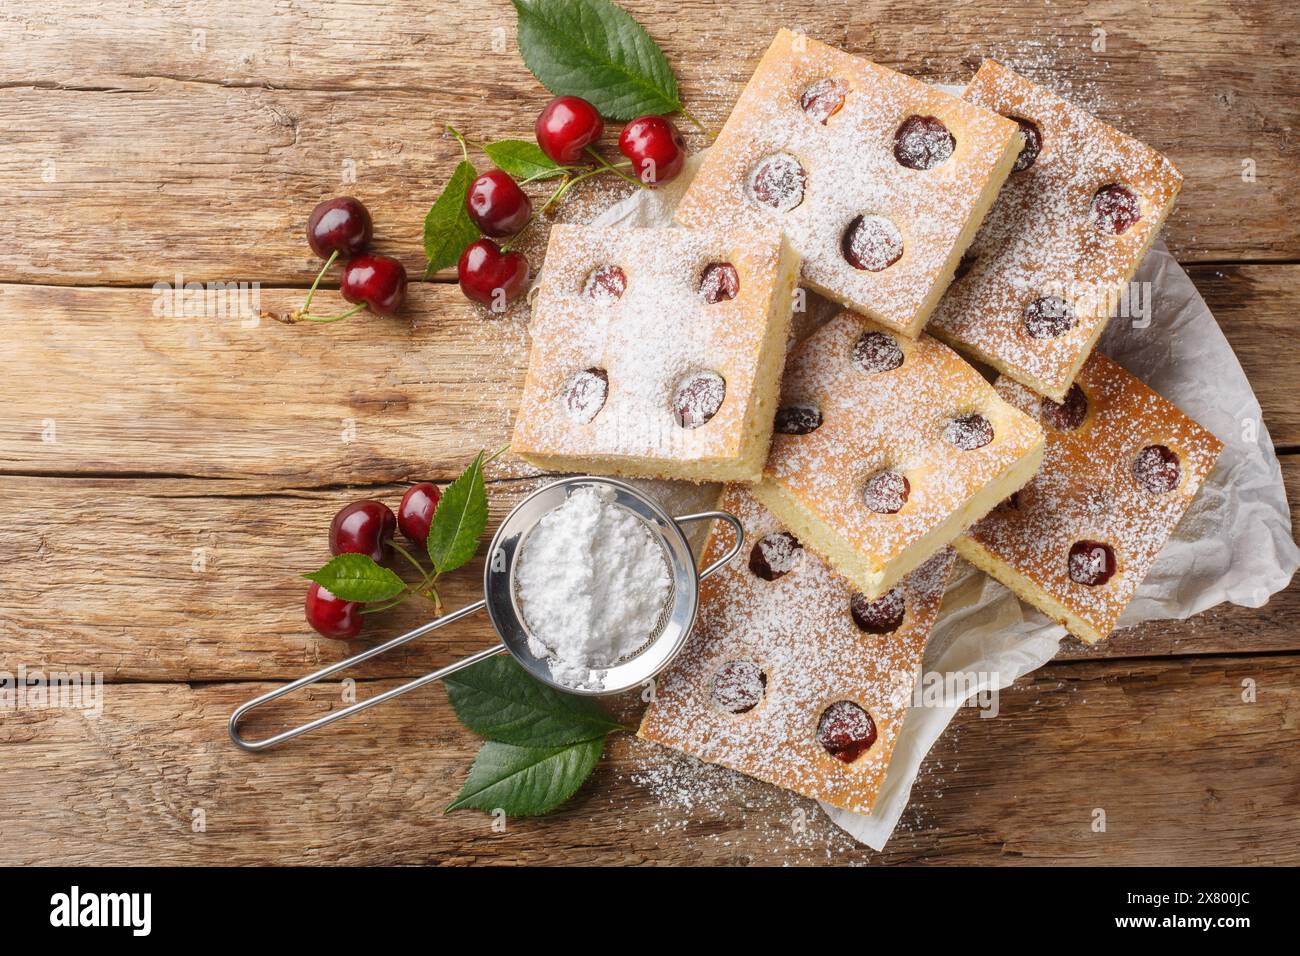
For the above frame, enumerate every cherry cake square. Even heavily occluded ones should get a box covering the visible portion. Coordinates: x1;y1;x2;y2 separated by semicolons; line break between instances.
675;29;1023;338
512;224;800;482
751;310;1044;599
929;60;1184;401
957;352;1222;643
639;485;956;814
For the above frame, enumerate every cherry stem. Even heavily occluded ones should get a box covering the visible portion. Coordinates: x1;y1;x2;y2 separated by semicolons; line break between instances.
301;249;339;314
585;147;647;188
499;218;533;253
389;540;429;579
518;168;571;186
679;106;709;136
446;125;471;163
541;165;614;213
297;302;367;323
360;593;413;615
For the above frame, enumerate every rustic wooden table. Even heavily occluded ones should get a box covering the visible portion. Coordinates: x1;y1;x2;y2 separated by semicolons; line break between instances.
2;0;1297;866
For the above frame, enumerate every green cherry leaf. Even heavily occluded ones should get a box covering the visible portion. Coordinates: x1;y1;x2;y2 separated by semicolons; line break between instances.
423;159;480;277
303;553;406;603
444;656;624;746
481;139;566;181
426;450;489;575
511;0;682;121
446;738;604;816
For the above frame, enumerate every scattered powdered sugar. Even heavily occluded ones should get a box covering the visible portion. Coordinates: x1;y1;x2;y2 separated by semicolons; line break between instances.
966;352;1223;637
675;29;1020;334
511;224;788;468
929;60;1184;397
765;312;1043;569
515;487;671;689
638;486;957;814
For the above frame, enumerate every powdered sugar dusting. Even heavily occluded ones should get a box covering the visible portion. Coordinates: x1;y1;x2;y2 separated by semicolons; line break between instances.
929;60;1184;398
763;311;1044;576
676;29;1021;334
964;352;1223;639
639;485;956;814
512;224;791;475
516;486;672;689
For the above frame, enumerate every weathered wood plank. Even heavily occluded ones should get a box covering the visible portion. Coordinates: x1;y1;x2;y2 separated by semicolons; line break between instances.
2;458;1294;683
0;0;1296;284
1;654;1293;865
0;284;536;485
2;270;1296;490
0;477;544;682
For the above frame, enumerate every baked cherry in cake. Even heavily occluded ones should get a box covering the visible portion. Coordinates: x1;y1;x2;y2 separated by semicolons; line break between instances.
563;367;609;424
676;31;1022;338
1041;385;1089;431
512;225;800;483
673;371;726;428
1132;443;1181;494
698;262;739;302
640;486;956;814
1090;184;1142;235
841;215;904;272
1023;296;1076;339
864;471;910;514
893;115;955;170
800;78;848;124
1068;540;1117;586
928;60;1184;401
747;153;806;211
850;589;905;634
959;352;1223;643
774;403;822;435
817;701;877;763
852;330;904;373
1010;118;1042;172
945;413;994;451
749;531;802;580
584;264;627;301
711;660;767;714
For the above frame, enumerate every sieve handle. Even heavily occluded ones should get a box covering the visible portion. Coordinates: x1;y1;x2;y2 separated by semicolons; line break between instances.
672;510;745;580
228;599;507;752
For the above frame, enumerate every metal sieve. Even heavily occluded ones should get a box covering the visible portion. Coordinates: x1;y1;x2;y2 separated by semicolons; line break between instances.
229;476;743;751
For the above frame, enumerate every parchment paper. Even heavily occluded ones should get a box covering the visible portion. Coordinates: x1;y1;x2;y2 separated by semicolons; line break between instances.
589;150;1299;849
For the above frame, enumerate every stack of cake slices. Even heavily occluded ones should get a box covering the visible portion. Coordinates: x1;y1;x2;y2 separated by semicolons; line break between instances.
512;29;1222;814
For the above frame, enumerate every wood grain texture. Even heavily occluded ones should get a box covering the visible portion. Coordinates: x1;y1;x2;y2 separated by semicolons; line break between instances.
2;268;1296;491
1;654;1294;865
3;460;1295;683
0;0;1296;285
3;0;1297;867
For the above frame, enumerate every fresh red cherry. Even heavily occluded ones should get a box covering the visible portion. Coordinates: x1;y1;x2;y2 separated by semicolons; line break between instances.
329;499;396;563
306;196;373;259
536;96;604;164
466;170;532;238
458;239;531;309
398;482;442;546
619;115;687;185
305;582;363;640
340;254;407;317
